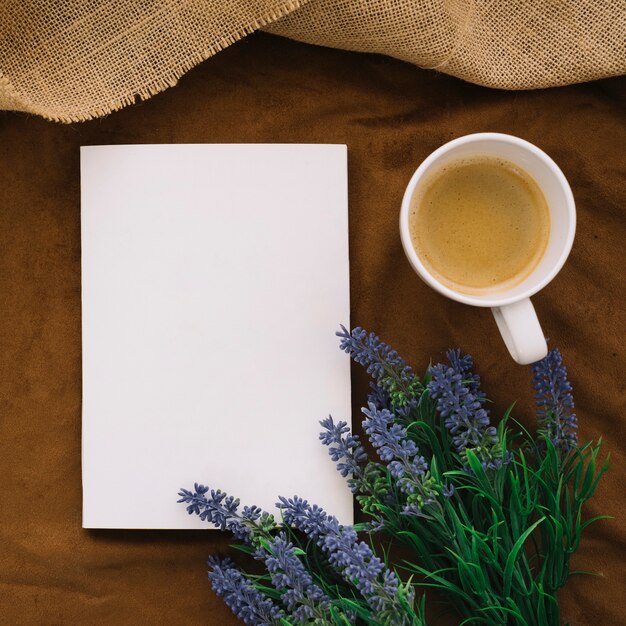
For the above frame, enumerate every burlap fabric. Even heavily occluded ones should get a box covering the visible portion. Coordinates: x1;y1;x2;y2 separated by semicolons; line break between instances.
0;0;624;122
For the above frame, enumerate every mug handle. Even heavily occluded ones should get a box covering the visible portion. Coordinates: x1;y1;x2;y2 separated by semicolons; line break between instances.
491;299;548;365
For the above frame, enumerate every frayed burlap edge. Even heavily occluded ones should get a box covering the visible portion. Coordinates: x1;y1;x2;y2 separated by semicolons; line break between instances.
0;71;27;113
0;0;308;124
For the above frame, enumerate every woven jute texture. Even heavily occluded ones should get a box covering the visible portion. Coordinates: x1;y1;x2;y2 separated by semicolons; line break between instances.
1;0;624;122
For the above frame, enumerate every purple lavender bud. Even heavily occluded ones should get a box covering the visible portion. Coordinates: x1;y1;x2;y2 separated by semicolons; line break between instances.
443;483;455;498
532;348;577;452
336;325;415;383
446;348;482;397
177;485;266;542
428;351;502;469
361;403;437;511
208;556;285;626
319;416;368;492
277;497;409;623
258;532;331;621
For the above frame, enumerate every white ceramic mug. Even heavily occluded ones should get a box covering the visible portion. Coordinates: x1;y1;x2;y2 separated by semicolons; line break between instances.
399;133;576;365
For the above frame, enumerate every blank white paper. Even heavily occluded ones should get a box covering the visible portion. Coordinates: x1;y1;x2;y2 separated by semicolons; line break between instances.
81;144;351;529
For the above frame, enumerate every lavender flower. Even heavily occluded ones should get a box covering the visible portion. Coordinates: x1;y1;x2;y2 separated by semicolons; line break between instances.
447;348;482;396
319;416;391;528
362;402;438;513
208;556;285;626
428;350;504;470
257;533;331;623
532;348;578;452
443;483;455;498
180;487;335;623
177;484;273;543
337;326;422;407
367;381;392;410
319;416;368;493
337;325;414;382
277;496;412;624
366;381;415;422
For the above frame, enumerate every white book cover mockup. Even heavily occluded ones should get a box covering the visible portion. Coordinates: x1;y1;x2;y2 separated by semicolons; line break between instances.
81;144;352;529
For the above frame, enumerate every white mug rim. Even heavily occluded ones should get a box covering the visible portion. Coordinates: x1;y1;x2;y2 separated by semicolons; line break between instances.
399;132;576;308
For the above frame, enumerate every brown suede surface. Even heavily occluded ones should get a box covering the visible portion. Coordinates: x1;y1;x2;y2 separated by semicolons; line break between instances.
0;33;624;626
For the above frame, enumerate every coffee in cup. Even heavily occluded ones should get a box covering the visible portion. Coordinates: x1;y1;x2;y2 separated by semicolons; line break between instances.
408;154;551;296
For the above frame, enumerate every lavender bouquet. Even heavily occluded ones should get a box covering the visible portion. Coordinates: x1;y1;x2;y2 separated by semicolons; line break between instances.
179;327;607;625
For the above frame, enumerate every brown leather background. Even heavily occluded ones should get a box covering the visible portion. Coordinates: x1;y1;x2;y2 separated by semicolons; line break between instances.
0;33;624;626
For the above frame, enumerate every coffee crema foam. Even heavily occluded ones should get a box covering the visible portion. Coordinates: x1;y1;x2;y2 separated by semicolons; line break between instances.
409;155;550;296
